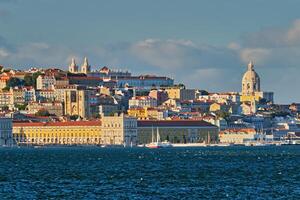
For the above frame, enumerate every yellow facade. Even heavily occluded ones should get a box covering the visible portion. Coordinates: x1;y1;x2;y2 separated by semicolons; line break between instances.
127;108;147;119
13;121;101;145
209;103;229;112
240;94;260;102
165;88;196;101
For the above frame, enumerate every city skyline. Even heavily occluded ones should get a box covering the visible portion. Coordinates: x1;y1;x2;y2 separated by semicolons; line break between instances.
1;0;300;103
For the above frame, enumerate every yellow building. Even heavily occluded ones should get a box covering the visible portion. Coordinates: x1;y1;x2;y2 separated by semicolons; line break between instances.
165;88;196;101
127;107;167;120
241;62;273;103
13;121;101;145
209;103;229;112
127;107;147;119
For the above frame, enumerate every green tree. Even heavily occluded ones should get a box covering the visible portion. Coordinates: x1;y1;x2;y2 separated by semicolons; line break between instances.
215;110;230;120
7;77;24;88
70;115;80;120
35;109;50;116
24;74;34;86
14;103;28;110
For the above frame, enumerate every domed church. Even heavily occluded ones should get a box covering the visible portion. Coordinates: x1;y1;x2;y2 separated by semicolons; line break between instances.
240;61;273;103
242;61;260;95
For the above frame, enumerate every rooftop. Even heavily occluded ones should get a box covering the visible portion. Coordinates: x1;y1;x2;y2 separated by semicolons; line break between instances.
13;120;101;127
137;120;216;127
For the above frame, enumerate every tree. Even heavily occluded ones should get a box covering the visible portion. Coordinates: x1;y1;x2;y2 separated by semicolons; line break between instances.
70;115;80;120
7;77;24;88
215;110;230;120
24;74;34;86
15;103;28;110
0;105;9;111
35;109;50;116
178;83;186;89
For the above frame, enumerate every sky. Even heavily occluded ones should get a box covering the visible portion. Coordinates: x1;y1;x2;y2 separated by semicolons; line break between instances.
0;0;300;103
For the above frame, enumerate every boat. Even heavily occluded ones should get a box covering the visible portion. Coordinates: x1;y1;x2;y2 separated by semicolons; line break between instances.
145;127;172;148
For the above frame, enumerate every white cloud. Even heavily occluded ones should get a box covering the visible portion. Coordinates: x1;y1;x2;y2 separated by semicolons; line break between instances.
286;19;300;45
0;48;9;58
240;48;271;64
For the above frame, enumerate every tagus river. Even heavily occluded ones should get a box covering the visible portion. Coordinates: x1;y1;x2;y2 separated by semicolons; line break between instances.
0;146;299;199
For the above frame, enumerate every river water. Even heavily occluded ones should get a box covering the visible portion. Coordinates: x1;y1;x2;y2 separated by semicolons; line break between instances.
0;146;299;199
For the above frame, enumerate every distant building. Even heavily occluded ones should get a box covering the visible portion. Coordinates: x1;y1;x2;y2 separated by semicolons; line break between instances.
101;113;137;146
148;89;169;105
36;89;56;102
54;85;85;102
88;66;131;78
68;76;104;87
127;107;167;120
198;92;240;103
10;87;26;105
240;62;274;103
137;120;218;144
36;74;56;90
81;57;91;74
0;91;13;108
115;75;174;89
68;58;79;73
219;128;256;144
0;73;10;89
165;88;196;101
0;117;13;146
27;101;63;116
99;104;118;116
289;103;300;113
64;90;91;119
13;121;101;145
209;102;230;113
129;96;157;108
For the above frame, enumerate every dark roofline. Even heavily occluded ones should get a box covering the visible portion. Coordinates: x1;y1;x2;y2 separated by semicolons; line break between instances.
137;120;217;128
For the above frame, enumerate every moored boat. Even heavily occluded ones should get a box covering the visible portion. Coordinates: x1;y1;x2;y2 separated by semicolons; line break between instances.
145;127;172;148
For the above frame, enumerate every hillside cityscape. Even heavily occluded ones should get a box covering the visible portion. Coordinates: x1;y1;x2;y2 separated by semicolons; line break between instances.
0;58;299;147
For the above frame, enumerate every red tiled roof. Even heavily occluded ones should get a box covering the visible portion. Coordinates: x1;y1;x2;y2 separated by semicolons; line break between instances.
13;120;101;127
137;120;216;127
69;77;103;81
116;75;172;80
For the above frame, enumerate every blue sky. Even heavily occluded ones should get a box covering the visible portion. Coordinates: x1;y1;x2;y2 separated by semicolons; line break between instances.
0;0;300;103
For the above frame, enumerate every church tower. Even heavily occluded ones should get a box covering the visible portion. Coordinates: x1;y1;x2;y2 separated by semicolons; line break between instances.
81;57;91;74
69;58;78;73
242;61;260;95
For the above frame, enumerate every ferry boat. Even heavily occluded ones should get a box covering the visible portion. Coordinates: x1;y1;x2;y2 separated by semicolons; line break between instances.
145;127;172;148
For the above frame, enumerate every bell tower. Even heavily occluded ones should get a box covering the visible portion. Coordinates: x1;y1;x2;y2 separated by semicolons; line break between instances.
81;57;91;74
69;58;78;73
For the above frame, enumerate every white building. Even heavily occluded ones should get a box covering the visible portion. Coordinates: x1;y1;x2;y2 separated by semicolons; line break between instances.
36;75;56;90
0;117;13;146
129;96;157;108
101;113;137;146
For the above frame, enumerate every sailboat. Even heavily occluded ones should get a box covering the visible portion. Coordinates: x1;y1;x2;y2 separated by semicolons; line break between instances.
146;127;172;148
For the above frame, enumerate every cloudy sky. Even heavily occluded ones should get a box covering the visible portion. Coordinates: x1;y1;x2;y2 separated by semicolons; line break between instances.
0;0;300;103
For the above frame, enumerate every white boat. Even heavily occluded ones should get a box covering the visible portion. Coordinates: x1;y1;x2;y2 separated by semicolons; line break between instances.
146;127;172;148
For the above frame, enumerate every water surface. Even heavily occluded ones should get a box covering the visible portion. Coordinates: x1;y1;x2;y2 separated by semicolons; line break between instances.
0;146;299;199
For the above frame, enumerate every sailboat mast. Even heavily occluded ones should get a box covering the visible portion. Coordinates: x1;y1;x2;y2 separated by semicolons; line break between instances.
151;126;154;143
157;127;160;143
